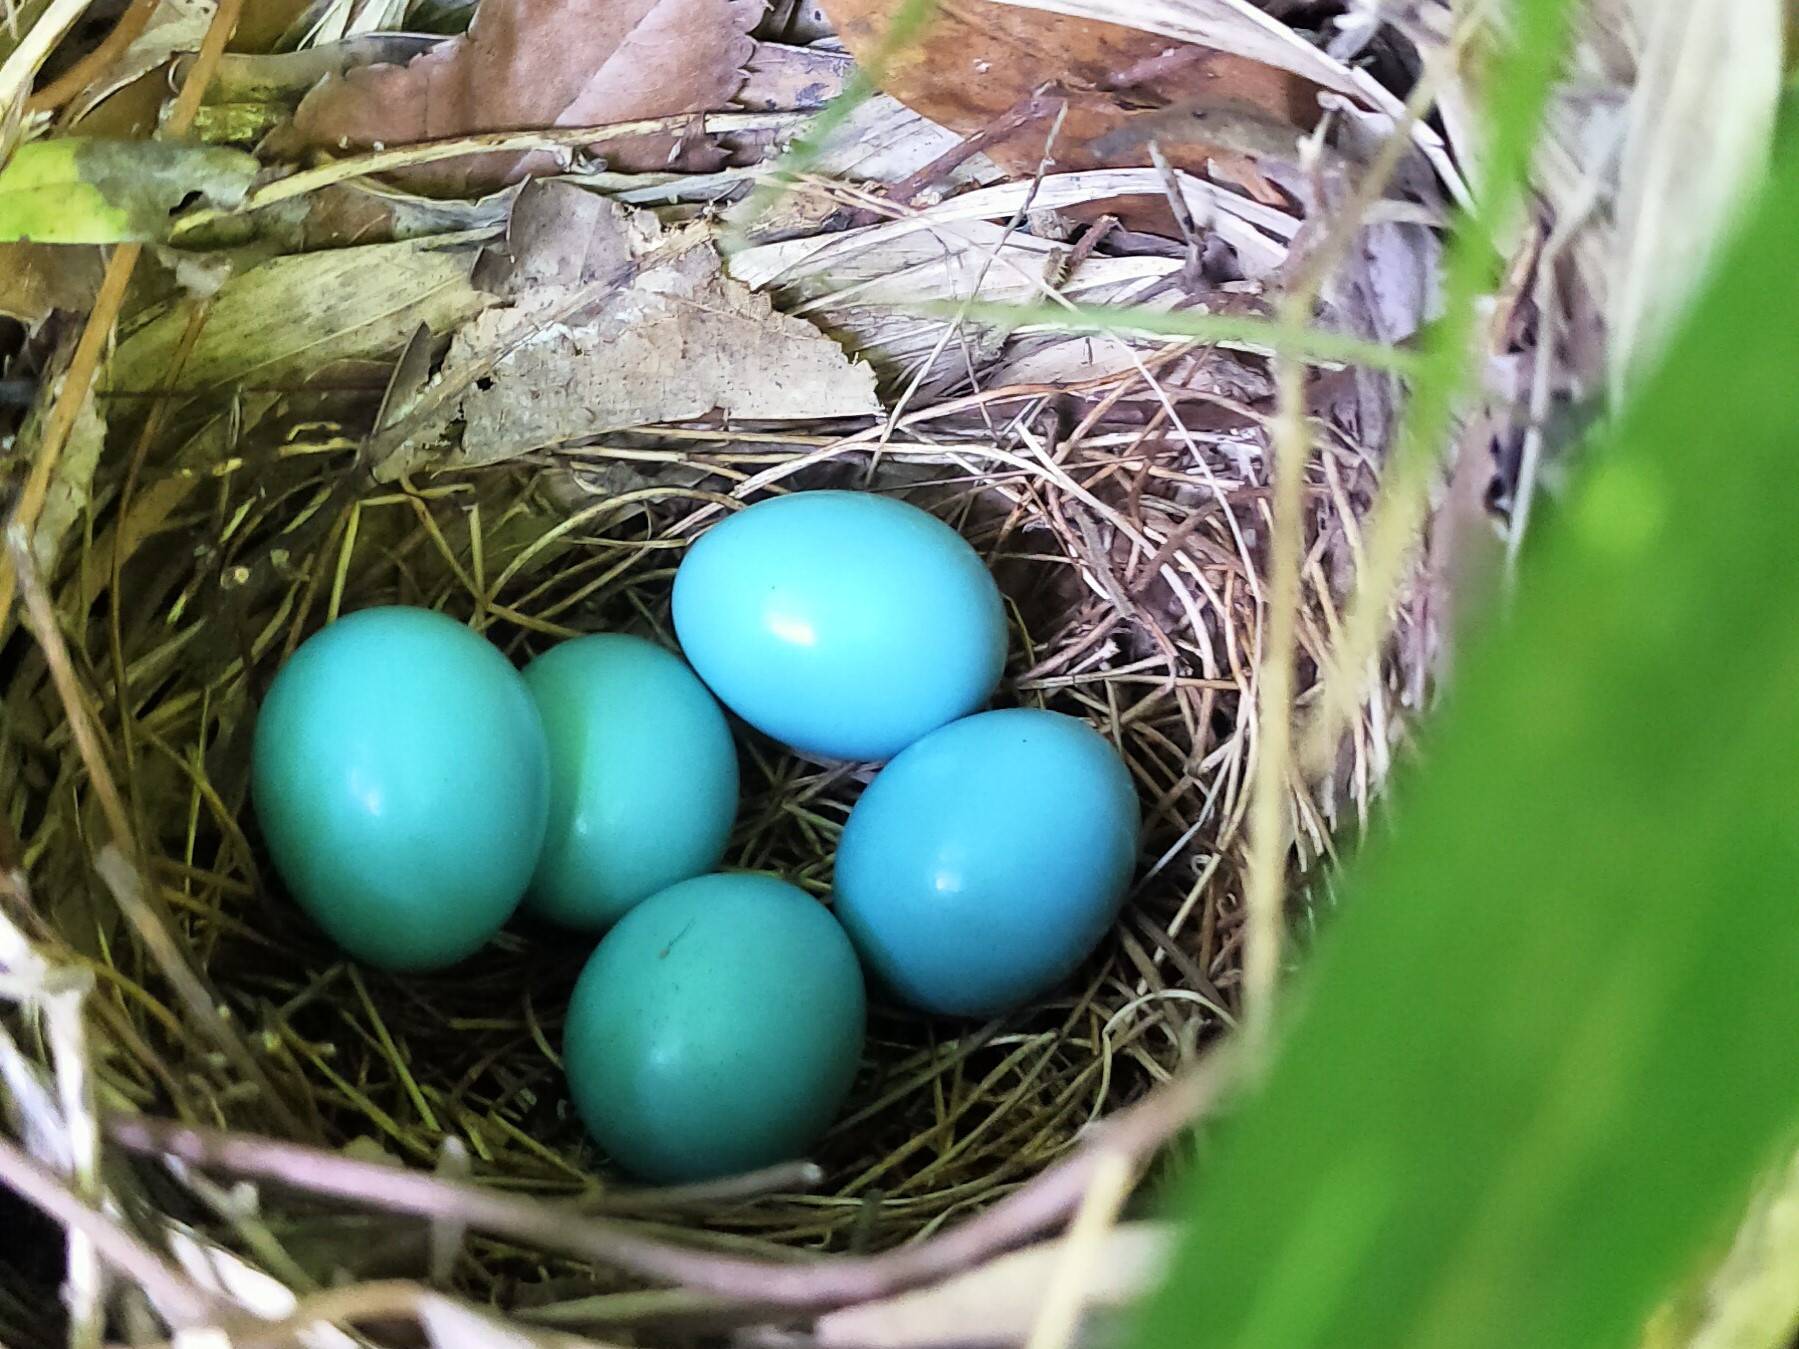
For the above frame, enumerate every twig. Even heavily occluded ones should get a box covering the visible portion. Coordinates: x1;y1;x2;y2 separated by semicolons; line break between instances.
44;973;103;1349
0;253;141;631
0;1134;226;1325
577;1161;827;1215
1022;1148;1139;1349
235;113;810;213
430;1137;470;1286
109;1058;1226;1311
881;86;1068;212
163;0;242;130
8;525;135;849
1103;43;1212;92
131;1280;628;1349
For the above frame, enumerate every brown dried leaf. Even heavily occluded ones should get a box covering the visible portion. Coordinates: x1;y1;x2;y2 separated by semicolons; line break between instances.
0;243;103;326
376;182;881;478
818;0;1324;193
738;40;853;111
290;0;762;195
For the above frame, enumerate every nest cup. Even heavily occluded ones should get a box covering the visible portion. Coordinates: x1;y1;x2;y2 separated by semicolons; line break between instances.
0;383;1425;1309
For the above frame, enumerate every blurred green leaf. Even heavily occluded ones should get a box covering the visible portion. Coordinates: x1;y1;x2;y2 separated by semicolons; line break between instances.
1136;106;1799;1349
0;138;257;244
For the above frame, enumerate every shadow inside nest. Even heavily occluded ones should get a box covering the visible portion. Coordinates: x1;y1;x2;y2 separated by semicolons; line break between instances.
0;358;1415;1306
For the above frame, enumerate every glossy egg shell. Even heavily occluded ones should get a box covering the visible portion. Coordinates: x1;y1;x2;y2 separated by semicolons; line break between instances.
251;606;549;971
562;872;866;1182
833;708;1140;1017
671;491;1007;762
521;634;738;931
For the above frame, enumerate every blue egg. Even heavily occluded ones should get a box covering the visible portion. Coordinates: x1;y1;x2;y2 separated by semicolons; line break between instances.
563;873;866;1182
833;709;1140;1016
672;491;1007;762
521;634;738;931
252;606;549;971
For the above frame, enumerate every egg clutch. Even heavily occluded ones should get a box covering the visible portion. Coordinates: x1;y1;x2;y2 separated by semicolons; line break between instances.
252;491;1141;1182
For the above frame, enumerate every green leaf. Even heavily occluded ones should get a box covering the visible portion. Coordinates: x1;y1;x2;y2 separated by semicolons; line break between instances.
1135;121;1799;1349
0;138;258;244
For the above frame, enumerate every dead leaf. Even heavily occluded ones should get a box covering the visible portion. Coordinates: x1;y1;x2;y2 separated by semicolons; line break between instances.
841;0;1460;205
738;40;853;111
378;182;880;478
0;243;103;326
735;214;1170;385
807;92;1006;186
288;0;762;195
814;1221;1172;1349
293;0;411;46
818;0;1325;192
104;239;491;400
988;0;1404;104
728;166;1293;387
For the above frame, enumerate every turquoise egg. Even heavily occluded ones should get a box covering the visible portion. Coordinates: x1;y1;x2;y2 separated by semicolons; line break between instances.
251;606;549;971
833;709;1140;1017
521;634;738;931
563;872;866;1182
672;491;1007;762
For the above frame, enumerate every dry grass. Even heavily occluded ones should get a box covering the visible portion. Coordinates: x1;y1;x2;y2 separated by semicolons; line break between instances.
0;322;1426;1326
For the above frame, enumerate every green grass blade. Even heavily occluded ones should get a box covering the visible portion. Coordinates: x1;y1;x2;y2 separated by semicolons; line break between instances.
1134;138;1799;1349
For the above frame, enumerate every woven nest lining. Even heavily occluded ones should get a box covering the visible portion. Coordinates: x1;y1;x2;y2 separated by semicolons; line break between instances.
0;336;1427;1301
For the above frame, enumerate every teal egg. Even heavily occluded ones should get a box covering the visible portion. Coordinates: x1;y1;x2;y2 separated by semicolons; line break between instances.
562;873;866;1182
833;709;1140;1017
521;635;738;931
672;491;1007;762
251;606;549;971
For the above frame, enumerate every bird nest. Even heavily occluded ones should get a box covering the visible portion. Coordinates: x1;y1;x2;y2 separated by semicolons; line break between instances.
0;14;1484;1348
0;317;1433;1328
